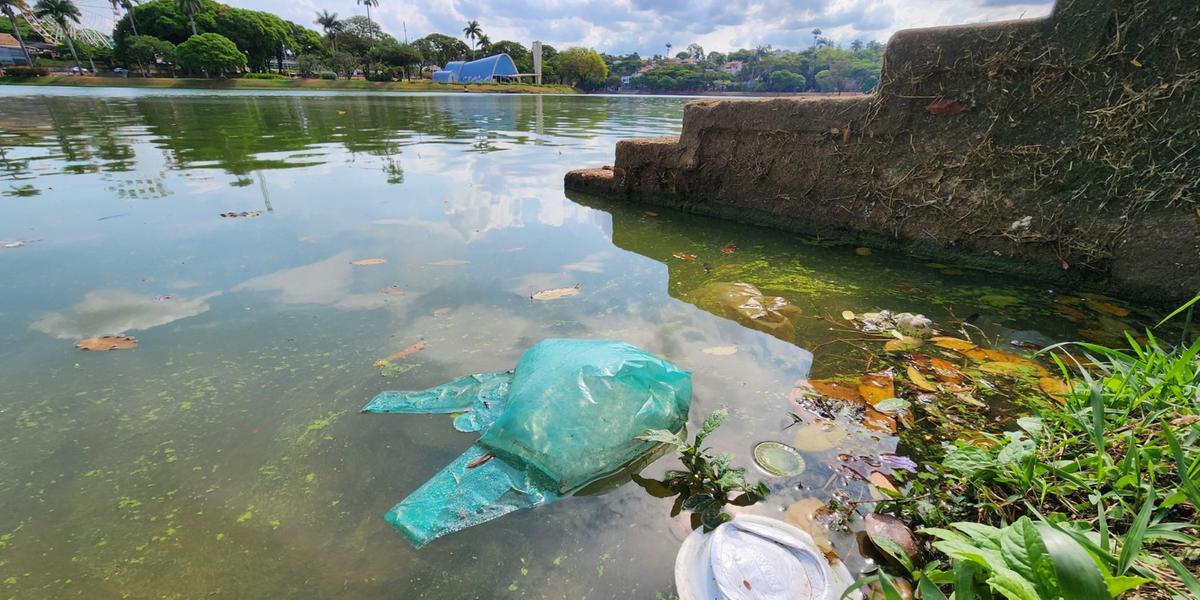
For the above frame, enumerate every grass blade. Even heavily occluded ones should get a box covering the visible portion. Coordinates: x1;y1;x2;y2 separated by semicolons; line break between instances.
1161;422;1200;507
1164;554;1200;598
1116;491;1154;576
1155;294;1200;327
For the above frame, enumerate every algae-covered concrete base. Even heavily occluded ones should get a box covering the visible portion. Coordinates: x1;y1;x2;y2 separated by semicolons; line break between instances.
566;0;1199;303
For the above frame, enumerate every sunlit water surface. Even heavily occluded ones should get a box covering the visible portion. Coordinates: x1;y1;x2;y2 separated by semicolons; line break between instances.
0;88;1152;598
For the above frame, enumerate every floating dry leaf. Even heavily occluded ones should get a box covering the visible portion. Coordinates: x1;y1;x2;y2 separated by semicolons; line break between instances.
864;513;919;565
884;336;923;352
961;347;1050;376
1085;297;1131;317
906;366;939;392
381;286;405;296
862;408;898;434
931;336;976;351
672;252;698;261
784;498;834;554
643;211;658;217
855;247;872;257
721;243;738;254
929;357;965;384
792;420;848;452
702;345;738;356
376;340;425;364
804;379;863;403
531;285;581;301
1038;376;1071;402
858;372;895;405
1055;304;1089;322
868;471;900;501
432;307;452;317
76;335;138;351
351;258;387;266
841;310;857;321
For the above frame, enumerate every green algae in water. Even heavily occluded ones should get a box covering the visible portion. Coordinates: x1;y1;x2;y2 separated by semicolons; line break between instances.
753;441;806;477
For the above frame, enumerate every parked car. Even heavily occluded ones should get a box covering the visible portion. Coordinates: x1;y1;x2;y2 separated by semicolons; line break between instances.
67;66;89;75
112;67;129;77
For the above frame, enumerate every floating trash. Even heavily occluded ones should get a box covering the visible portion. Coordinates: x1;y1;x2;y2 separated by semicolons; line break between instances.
753;441;806;477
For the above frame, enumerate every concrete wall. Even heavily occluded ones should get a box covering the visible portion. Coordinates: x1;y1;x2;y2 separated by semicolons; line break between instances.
566;0;1199;303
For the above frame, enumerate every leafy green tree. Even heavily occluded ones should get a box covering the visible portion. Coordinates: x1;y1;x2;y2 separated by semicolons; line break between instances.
0;0;34;65
368;39;420;80
32;0;81;70
814;68;834;91
766;70;804;91
412;33;467;68
333;15;390;76
489;39;529;71
553;47;607;90
314;10;340;52
294;52;323;77
120;34;174;75
176;31;244;76
175;0;200;35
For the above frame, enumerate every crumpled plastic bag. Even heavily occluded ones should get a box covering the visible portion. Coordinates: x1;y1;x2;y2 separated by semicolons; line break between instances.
363;339;692;548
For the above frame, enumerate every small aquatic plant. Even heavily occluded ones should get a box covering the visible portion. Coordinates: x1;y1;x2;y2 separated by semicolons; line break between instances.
636;410;770;532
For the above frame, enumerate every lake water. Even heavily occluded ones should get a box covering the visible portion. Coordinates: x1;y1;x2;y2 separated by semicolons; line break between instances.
0;88;1155;598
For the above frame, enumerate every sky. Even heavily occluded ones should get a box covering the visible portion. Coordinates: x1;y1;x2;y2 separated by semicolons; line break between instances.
83;0;1056;55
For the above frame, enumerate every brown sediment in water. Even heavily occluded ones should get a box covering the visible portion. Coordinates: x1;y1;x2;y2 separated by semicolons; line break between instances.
566;0;1200;304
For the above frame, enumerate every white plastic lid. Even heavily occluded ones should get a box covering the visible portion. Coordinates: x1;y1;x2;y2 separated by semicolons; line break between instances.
675;515;859;600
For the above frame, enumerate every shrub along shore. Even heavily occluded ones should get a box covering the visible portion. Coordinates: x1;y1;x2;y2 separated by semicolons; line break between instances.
0;75;576;94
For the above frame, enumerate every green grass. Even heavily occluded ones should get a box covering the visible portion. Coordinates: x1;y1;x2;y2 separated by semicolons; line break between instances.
871;297;1200;599
0;75;577;94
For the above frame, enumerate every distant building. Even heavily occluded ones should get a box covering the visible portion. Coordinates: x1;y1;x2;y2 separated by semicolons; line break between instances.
0;33;31;66
722;61;746;74
432;54;521;83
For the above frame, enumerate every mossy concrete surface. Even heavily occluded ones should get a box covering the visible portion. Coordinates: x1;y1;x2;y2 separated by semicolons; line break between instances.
566;0;1199;303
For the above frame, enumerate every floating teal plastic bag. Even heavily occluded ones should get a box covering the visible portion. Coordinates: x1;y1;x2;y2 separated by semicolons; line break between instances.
363;339;692;548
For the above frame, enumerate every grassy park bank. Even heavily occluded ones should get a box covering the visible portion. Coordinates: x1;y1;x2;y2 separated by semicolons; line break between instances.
0;76;577;94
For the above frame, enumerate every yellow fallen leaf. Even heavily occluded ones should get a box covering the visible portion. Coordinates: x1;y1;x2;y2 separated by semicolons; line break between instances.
868;471;899;501
785;498;834;554
858;372;895;405
931;336;977;351
351;258;387;266
1085;298;1131;317
841;310;856;321
884;337;923;352
907;366;938;391
792;420;848;452
1038;376;1071;402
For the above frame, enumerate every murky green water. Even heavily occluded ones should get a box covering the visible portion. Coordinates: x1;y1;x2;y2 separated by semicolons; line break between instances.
0;88;1156;598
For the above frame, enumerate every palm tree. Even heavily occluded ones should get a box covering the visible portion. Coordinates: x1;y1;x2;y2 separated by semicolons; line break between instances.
475;33;489;55
175;0;200;36
810;28;821;47
462;19;480;58
664;42;672;59
112;0;138;36
0;0;34;65
314;10;340;52
356;0;377;23
33;0;81;71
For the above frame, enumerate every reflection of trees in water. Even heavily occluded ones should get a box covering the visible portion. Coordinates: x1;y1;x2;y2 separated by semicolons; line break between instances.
0;93;687;184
